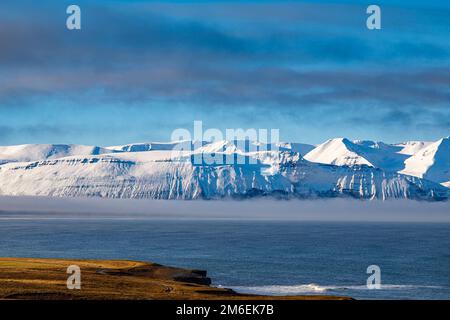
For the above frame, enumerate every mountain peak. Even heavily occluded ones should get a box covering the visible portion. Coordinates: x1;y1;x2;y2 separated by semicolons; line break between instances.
438;136;450;145
304;137;413;172
304;138;374;167
400;137;450;186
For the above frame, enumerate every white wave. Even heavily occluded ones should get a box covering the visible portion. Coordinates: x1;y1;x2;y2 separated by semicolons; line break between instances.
227;283;443;295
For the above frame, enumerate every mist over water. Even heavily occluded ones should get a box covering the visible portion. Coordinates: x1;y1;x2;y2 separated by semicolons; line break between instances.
0;196;449;222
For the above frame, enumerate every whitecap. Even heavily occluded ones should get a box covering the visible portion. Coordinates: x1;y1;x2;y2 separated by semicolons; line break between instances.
226;283;444;295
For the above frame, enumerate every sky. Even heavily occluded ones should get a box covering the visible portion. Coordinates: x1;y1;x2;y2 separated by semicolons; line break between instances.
0;0;449;146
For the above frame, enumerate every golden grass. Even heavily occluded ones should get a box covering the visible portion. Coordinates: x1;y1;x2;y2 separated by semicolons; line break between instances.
0;257;351;300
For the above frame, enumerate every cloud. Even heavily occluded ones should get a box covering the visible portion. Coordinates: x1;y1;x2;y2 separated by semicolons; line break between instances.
0;2;449;106
0;125;76;144
2;64;449;111
0;2;449;107
0;1;449;144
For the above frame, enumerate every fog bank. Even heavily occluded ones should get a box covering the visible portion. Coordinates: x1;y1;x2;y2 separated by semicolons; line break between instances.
0;196;449;222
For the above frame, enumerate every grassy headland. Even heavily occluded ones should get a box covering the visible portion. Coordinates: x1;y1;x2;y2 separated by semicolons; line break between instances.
0;258;351;300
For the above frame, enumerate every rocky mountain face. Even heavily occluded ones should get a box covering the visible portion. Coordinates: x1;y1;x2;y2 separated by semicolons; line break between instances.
0;139;448;201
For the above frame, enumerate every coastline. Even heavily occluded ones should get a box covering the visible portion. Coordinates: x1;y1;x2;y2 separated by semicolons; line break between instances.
0;257;351;300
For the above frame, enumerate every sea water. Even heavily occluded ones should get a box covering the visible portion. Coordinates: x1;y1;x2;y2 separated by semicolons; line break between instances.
0;217;448;299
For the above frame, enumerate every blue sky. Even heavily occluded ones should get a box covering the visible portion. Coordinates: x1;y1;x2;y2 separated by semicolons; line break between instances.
0;0;449;146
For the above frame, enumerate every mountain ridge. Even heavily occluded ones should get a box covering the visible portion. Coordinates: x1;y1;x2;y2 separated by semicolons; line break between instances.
0;137;448;201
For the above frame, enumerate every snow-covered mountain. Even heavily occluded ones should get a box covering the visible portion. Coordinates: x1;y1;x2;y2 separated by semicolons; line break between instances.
0;140;448;201
107;141;190;152
303;138;409;172
274;142;315;155
303;137;450;185
109;140;315;156
394;141;433;156
0;144;115;165
400;137;450;187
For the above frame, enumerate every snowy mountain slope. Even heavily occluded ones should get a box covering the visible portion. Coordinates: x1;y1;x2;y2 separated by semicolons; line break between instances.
400;137;450;186
271;142;315;156
0;149;447;201
108;140;315;156
192;140;313;154
0;144;115;164
304;138;372;167
303;138;409;172
0;151;290;199
394;141;433;156
287;159;448;201
194;140;240;154
107;141;191;152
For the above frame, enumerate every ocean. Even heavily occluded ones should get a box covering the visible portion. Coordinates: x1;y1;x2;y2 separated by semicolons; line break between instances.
0;217;449;299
